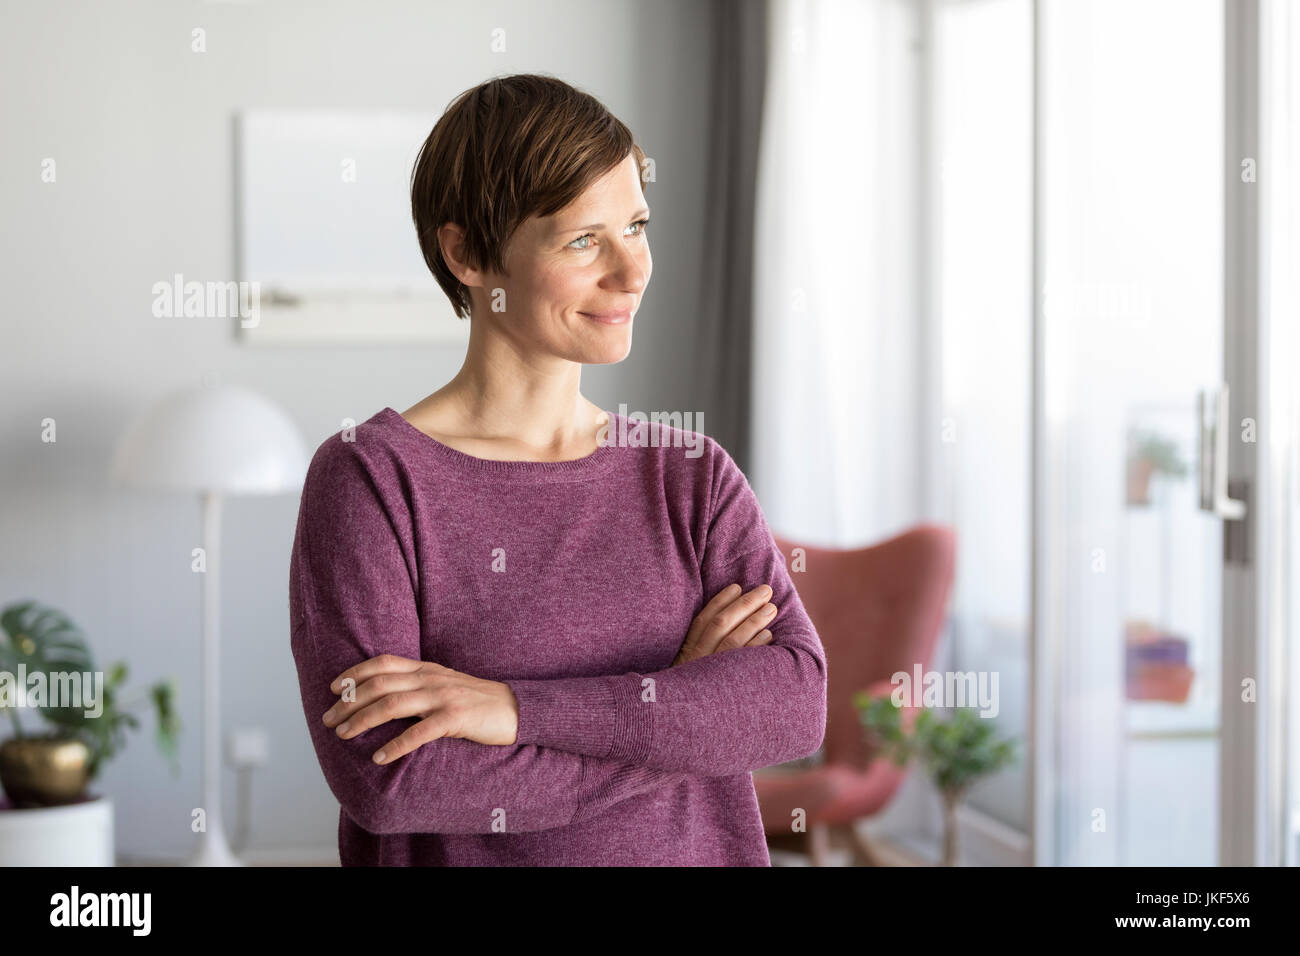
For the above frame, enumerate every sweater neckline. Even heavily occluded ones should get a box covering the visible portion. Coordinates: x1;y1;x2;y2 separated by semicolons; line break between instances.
376;406;621;480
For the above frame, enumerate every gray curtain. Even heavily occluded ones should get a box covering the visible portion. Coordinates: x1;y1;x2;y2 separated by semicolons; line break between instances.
693;0;768;475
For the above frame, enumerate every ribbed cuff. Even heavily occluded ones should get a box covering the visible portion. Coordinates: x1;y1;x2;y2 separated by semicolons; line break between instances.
506;673;655;764
604;672;654;765
506;676;617;757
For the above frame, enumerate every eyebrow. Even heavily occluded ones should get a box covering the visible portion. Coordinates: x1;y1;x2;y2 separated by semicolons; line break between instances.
556;208;651;234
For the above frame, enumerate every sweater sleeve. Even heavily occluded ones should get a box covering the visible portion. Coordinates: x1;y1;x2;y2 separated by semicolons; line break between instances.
506;438;828;777
289;436;690;836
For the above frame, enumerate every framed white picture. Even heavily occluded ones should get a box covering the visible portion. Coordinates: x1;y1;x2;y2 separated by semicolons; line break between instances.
234;109;469;345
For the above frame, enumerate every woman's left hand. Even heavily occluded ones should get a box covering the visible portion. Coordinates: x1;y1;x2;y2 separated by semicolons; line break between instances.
321;654;519;763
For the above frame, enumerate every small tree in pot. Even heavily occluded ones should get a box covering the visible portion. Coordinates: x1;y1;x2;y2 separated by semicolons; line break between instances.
854;691;1018;866
0;600;180;807
1126;429;1188;506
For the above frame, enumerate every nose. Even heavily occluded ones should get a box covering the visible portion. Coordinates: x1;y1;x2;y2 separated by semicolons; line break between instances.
607;236;650;294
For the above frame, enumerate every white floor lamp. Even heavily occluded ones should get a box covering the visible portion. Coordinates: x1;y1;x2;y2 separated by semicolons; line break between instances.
110;384;308;866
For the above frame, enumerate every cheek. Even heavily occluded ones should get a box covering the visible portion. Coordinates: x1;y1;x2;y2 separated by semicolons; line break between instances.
506;266;564;314
539;266;591;304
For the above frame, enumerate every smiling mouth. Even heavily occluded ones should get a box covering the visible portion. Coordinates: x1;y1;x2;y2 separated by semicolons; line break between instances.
579;310;633;325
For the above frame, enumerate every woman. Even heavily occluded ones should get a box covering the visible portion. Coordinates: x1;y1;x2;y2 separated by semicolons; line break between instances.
288;73;827;866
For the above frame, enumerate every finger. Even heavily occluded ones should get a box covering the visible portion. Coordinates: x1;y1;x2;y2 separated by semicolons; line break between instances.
695;586;774;656
334;689;432;740
743;629;774;647
683;584;743;646
329;653;426;696
323;672;427;727
682;583;769;658
372;714;453;764
713;605;779;653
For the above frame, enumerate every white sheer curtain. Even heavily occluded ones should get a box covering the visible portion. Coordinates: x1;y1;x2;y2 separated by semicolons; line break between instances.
1261;0;1300;867
751;0;924;547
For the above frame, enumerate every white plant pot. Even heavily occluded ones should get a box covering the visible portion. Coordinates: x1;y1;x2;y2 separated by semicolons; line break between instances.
0;795;114;865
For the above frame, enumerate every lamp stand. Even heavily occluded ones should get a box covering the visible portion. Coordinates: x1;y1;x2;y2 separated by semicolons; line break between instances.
186;490;241;867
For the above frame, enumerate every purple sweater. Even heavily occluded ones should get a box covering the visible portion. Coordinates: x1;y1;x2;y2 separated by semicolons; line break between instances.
287;406;827;866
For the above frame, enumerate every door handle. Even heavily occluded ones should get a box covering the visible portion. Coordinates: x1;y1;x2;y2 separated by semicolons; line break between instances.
1197;384;1247;520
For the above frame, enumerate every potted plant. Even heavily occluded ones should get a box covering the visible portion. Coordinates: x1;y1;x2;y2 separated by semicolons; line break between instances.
1126;429;1188;506
0;599;180;808
853;692;1018;866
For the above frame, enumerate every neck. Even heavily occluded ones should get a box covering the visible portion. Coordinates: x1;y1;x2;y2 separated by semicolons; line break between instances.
413;339;606;453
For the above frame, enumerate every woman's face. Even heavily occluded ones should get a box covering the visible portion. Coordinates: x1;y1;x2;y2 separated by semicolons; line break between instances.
470;152;651;365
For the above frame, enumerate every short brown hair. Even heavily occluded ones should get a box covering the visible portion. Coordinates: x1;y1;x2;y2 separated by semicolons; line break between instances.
410;73;648;320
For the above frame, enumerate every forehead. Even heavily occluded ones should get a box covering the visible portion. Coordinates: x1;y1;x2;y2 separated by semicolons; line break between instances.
549;154;644;218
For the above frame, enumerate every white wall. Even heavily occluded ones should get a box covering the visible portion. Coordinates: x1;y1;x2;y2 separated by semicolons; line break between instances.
0;0;714;860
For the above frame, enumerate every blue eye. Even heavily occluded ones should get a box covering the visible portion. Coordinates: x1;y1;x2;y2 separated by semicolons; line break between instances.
568;219;650;251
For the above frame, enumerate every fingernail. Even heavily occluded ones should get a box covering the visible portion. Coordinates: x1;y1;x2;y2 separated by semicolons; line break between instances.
373;751;387;763
728;584;741;596
338;721;351;735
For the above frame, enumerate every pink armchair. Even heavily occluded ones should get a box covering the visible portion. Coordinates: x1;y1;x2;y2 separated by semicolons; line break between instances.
756;523;956;865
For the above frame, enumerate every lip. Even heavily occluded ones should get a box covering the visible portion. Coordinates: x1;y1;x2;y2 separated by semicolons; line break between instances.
579;309;633;325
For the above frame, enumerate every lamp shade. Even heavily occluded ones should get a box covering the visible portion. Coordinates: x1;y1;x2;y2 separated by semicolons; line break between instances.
110;385;309;494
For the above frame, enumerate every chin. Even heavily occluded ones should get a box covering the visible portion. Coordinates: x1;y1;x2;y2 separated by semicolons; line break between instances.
586;347;632;365
574;340;632;365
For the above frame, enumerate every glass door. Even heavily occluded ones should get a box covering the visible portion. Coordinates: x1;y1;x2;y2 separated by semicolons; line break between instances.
1260;0;1298;869
1039;0;1232;865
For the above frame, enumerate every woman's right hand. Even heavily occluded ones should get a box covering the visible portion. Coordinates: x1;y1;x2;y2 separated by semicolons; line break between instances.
672;583;778;666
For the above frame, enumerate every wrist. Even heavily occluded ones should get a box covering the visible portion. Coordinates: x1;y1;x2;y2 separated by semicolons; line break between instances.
501;681;520;745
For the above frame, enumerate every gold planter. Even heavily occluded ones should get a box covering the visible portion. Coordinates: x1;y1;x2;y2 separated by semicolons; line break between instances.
0;736;91;807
